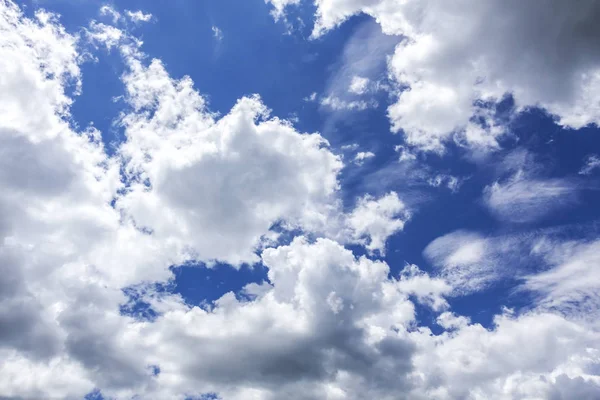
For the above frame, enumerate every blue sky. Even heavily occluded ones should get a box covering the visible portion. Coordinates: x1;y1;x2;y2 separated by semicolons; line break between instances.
3;0;600;399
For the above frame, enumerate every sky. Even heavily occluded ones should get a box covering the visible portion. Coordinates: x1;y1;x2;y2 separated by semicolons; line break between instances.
2;0;600;399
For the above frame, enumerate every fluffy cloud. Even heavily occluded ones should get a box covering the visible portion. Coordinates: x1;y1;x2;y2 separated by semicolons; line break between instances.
409;311;600;399
276;0;600;153
130;237;420;399
345;192;409;254
116;53;344;265
0;4;414;397
111;41;409;264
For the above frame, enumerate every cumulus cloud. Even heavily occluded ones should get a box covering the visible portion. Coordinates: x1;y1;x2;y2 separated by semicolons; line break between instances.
346;192;409;254
135;237;420;399
0;3;409;398
116;65;343;264
282;0;600;153
409;311;600;399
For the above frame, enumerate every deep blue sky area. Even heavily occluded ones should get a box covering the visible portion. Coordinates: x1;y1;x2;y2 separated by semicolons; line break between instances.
18;0;600;340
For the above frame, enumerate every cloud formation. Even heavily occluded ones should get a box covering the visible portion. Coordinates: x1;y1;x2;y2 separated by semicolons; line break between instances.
273;0;600;153
1;2;600;399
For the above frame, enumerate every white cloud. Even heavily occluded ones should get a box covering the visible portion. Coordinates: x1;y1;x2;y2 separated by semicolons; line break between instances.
265;0;300;20
427;174;463;193
480;148;579;224
296;0;600;153
318;21;395;118
424;231;499;294
83;28;350;266
303;91;317;102
484;177;577;223
409;311;600;399
341;143;359;151
526;239;600;322
87;21;124;49
87;14;410;264
348;75;369;95
580;154;600;175
320;94;375;111
115;52;344;265
125;10;153;24
345;192;409;254
0;4;410;398
426;226;600;322
100;5;121;23
353;151;375;165
436;311;470;330
397;264;451;311
137;237;420;399
394;145;417;162
2;2;600;399
212;25;223;41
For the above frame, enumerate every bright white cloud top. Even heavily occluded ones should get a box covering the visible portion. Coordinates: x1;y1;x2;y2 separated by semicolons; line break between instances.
1;1;600;399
